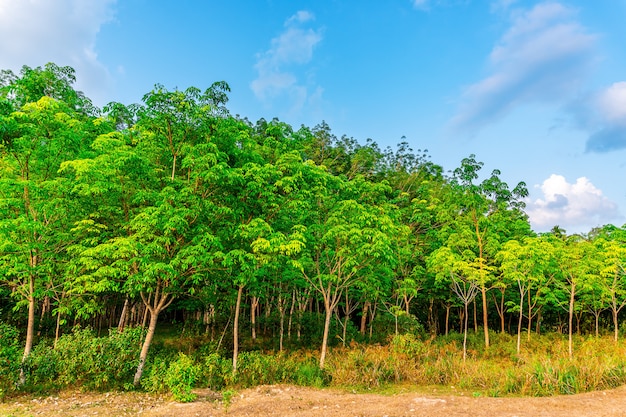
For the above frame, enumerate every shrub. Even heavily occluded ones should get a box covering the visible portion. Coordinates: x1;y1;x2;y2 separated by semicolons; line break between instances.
166;353;198;402
25;326;144;391
0;323;21;398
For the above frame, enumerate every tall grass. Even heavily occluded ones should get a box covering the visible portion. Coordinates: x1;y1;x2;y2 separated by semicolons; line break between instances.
325;332;626;396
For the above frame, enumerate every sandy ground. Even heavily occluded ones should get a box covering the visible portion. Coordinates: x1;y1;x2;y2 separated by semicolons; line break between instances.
2;385;626;417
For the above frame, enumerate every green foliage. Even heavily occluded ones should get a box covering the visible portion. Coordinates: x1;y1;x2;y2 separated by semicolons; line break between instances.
6;63;626;400
24;327;143;391
0;323;21;398
166;353;198;402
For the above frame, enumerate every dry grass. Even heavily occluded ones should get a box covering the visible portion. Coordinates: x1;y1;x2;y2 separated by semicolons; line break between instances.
324;332;626;396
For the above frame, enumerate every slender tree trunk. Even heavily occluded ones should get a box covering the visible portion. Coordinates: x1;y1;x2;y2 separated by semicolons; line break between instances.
403;294;411;315
133;286;173;386
445;304;451;336
19;275;37;385
527;291;533;341
54;310;62;349
481;286;489;348
134;308;160;386
535;310;542;335
368;301;378;339
613;308;619;342
319;299;333;369
287;289;295;341
499;290;506;333
360;301;369;335
568;281;576;359
462;302;469;361
427;298;435;336
232;285;244;373
251;295;258;341
118;297;130;332
517;288;524;354
37;295;49;337
279;308;285;352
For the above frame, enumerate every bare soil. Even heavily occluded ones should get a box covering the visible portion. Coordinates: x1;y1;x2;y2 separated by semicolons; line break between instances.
3;385;626;417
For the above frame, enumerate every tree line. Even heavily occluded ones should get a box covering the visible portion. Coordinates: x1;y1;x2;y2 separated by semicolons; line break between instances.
1;63;625;386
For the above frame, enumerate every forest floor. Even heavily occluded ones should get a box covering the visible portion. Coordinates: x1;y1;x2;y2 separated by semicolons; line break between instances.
3;384;626;417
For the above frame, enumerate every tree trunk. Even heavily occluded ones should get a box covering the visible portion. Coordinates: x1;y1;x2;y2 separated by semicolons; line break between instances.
614;308;619;342
287;289;295;340
133;287;173;386
360;301;369;335
462;302;469;361
54;310;62;349
481;286;489;348
232;285;244;373
134;307;160;386
118;297;130;332
568;281;576;359
37;295;49;337
319;300;333;369
251;295;258;341
527;290;533;341
499;289;506;333
19;275;36;385
517;288;524;354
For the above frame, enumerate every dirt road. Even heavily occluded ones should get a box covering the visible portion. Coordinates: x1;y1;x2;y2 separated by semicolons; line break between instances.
3;385;626;416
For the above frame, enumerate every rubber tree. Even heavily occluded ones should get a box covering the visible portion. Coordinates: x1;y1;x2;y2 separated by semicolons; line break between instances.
592;226;626;341
0;66;99;383
66;82;230;386
551;235;599;357
297;173;405;368
497;236;555;353
437;155;531;349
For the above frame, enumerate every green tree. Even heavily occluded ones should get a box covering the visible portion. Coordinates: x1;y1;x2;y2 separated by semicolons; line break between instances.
497;236;555;353
593;226;626;341
298;174;404;368
435;155;530;349
0;92;96;382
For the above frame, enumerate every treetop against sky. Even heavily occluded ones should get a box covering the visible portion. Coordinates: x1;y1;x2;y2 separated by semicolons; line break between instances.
1;0;625;233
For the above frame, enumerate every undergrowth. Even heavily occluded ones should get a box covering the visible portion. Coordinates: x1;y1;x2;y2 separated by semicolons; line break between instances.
3;324;626;401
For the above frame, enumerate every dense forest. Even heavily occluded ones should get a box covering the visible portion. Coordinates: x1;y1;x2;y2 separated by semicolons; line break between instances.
2;64;626;399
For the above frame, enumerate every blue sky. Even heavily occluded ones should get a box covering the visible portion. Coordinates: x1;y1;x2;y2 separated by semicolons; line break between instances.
1;0;625;234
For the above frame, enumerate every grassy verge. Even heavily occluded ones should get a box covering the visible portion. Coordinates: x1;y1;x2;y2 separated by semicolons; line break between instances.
3;326;626;401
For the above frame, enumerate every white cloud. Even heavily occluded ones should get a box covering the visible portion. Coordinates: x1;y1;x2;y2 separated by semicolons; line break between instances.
286;10;315;25
250;10;323;116
0;0;116;105
569;81;626;152
450;2;597;132
597;82;626;125
526;174;622;233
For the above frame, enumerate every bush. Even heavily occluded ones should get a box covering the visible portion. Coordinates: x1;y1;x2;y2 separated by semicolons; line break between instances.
0;323;21;398
201;352;230;390
25;326;144;391
166;353;198;402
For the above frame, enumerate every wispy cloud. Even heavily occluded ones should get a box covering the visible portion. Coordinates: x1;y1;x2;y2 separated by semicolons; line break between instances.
0;0;116;104
490;0;519;13
569;81;626;152
411;0;430;10
250;11;323;116
526;174;622;233
450;2;598;132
